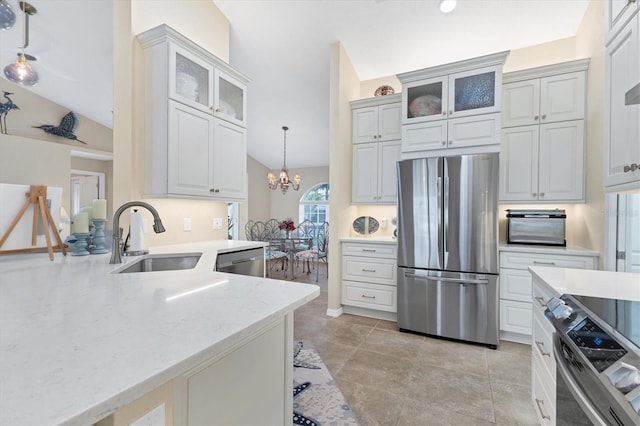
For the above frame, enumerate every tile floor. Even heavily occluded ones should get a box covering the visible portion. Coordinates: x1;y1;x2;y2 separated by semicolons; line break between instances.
269;263;539;425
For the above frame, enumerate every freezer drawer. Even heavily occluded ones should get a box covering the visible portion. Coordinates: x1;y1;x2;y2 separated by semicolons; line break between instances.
397;266;499;346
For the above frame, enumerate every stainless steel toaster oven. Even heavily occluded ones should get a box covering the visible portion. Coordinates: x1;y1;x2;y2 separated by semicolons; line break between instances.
506;209;566;246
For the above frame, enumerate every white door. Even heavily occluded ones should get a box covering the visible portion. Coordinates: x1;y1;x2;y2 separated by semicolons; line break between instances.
447;113;500;149
377;103;402;141
352;107;378;144
213;119;246;200
502;79;540;128
352;143;378;203
617;194;640;272
538;120;585;202
605;14;640;188
401;121;447;152
377;141;401;203
539;71;586;123
168;100;214;197
499;125;539;202
70;175;99;215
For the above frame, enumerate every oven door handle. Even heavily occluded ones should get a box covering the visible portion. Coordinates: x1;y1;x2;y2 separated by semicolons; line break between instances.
554;336;608;425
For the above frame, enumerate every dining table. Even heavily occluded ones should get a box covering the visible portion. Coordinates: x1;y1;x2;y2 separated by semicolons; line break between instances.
268;233;313;280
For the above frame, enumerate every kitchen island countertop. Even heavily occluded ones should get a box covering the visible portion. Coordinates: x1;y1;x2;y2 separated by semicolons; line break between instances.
529;266;640;301
0;240;319;425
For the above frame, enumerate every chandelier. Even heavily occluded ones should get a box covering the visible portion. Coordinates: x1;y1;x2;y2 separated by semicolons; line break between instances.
268;126;301;194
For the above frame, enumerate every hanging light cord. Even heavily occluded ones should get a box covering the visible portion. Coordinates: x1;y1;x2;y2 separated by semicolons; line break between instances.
282;126;288;170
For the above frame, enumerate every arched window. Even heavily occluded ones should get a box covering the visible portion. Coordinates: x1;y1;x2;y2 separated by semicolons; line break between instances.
299;183;329;240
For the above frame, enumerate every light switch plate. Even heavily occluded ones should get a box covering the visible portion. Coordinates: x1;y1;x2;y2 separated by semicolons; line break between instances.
183;217;192;232
213;217;223;230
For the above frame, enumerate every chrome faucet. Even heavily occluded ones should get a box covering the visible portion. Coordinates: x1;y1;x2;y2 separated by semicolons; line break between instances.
109;201;166;264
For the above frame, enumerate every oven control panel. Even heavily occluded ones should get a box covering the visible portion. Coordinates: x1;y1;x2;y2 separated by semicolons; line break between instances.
567;317;628;373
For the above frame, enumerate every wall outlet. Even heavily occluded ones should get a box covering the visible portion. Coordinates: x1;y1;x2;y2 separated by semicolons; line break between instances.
381;218;387;229
183;217;192;232
213;217;223;230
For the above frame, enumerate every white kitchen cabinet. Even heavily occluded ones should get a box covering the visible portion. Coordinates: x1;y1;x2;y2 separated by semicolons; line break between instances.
606;0;640;45
498;246;597;344
500;60;589;203
351;95;401;204
604;12;640;191
352;95;402;144
138;24;249;201
530;274;561;426
397;51;509;157
402;113;500;155
352;141;400;204
502;70;586;128
341;239;398;320
500;121;585;202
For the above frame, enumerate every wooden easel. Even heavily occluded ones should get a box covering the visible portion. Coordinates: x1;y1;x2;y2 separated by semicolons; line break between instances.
0;185;67;260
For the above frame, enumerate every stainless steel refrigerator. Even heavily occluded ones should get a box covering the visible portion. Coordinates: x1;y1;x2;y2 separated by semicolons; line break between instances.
396;153;499;348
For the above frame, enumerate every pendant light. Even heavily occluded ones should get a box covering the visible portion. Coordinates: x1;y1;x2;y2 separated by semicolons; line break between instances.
267;126;301;194
0;0;16;30
4;1;38;86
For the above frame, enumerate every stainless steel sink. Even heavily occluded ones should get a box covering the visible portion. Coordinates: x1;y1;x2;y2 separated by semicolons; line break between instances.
113;253;202;273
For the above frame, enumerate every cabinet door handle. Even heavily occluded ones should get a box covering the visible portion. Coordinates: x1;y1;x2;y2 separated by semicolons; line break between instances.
361;249;377;253
378;134;382;139
362;268;376;273
449;110;453;115
539;192;545;197
535;398;551;420
541;114;547;119
534;296;547;307
209;188;220;193
442;111;446;116
624;163;639;172
442;141;446;145
535;340;551;357
534;115;539;120
533;261;556;266
532;193;537;197
215;108;222;113
361;294;376;299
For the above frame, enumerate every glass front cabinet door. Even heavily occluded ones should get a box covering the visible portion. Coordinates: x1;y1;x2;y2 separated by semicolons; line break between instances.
169;44;214;114
402;64;502;124
214;69;247;128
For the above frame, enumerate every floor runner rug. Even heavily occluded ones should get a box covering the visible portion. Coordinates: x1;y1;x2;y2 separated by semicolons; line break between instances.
293;341;359;425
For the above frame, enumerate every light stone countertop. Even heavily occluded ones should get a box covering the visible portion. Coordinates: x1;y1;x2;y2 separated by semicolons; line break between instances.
0;240;320;426
529;266;640;301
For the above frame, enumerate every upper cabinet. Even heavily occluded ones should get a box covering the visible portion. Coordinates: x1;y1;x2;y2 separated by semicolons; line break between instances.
351;95;401;204
397;51;509;158
352;97;401;144
605;10;640;191
138;25;250;201
606;0;640;45
500;59;589;204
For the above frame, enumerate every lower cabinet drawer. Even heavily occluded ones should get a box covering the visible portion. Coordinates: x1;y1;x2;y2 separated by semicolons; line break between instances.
500;267;533;302
532;351;556;426
500;251;596;270
342;256;396;285
533;312;556;378
499;299;533;335
342;281;396;312
532;278;561;317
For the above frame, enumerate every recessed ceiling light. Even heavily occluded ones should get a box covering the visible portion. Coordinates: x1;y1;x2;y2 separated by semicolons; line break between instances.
439;0;457;14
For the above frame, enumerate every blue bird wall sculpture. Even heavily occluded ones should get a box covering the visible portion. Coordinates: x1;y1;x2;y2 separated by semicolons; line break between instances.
0;91;19;134
34;111;86;144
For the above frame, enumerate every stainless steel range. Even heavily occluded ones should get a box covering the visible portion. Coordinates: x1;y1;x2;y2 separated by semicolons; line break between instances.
546;294;640;425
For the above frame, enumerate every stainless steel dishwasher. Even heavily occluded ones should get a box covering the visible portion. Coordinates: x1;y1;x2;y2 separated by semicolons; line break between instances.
215;247;265;277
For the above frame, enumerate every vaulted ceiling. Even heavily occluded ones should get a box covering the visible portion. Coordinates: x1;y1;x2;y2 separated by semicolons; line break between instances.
0;0;591;170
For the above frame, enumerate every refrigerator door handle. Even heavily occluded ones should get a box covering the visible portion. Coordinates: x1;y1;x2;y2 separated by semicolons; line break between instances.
443;174;449;261
403;273;489;285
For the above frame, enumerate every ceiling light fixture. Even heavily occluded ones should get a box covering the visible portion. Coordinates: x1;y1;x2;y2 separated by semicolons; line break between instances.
267;126;301;194
0;0;16;30
4;1;38;86
439;0;457;14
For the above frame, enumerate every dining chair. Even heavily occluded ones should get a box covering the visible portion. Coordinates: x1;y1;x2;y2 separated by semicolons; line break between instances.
244;220;255;240
252;221;287;276
294;221;328;282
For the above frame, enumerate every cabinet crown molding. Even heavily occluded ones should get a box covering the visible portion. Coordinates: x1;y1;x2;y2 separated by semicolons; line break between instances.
136;24;251;85
350;93;401;109
503;58;590;84
396;50;510;83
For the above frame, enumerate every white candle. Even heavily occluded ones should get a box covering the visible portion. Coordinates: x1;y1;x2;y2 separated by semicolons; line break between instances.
71;212;89;234
80;206;93;222
92;199;107;220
